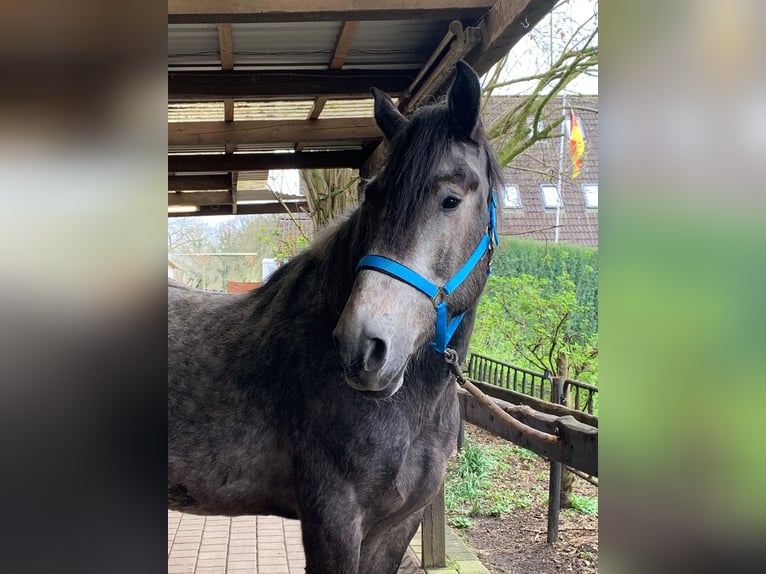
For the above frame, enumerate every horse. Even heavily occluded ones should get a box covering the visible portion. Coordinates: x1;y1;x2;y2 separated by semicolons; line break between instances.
168;61;503;574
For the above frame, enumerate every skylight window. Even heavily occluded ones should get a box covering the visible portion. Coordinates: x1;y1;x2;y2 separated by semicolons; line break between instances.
582;184;598;208
501;185;522;209
541;185;562;209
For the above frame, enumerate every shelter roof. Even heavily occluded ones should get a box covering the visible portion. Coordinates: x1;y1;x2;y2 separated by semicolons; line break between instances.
168;0;557;217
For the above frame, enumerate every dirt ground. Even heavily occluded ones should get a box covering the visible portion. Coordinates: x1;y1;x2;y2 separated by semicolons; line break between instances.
452;424;598;574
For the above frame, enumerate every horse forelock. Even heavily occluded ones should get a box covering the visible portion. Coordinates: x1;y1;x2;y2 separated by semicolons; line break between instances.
369;103;501;252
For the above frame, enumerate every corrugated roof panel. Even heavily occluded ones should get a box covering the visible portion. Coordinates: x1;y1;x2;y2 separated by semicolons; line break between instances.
169;144;226;154
168;24;220;67
235;100;315;121
344;20;450;68
232;22;341;67
237;180;271;192
236;170;269;180
234;143;295;153
319;98;374;119
168;102;225;122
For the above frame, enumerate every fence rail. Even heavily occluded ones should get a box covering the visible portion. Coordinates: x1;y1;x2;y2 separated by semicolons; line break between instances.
466;353;598;415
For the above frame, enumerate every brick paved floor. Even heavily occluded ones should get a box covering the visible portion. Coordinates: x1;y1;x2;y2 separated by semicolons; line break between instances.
168;511;425;574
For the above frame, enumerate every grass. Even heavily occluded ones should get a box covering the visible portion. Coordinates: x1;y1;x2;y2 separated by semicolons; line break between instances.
445;440;544;522
446;438;599;526
449;515;474;529
569;494;598;515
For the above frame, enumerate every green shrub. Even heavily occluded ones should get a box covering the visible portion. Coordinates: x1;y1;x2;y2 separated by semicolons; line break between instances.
471;238;599;384
569;494;598;515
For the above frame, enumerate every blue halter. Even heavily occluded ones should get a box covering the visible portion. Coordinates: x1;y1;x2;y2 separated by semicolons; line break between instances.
356;194;499;354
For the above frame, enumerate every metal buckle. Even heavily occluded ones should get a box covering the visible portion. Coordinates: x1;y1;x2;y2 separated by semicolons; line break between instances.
486;235;495;272
431;287;447;308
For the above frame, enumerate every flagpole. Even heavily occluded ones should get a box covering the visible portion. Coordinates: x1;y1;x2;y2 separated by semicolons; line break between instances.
555;92;566;243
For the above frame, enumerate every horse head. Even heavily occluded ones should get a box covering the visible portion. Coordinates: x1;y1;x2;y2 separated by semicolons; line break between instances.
333;61;501;398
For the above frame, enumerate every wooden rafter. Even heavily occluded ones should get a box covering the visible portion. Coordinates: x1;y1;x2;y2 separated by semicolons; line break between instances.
168;174;232;191
330;21;359;70
168;191;233;206
217;24;234;70
169;117;379;147
465;0;558;76
217;24;237;183
169;70;416;101
230;171;238;214
169;150;369;173
298;20;360;150
218;24;235;125
307;97;328;121
169;202;309;218
168;0;492;24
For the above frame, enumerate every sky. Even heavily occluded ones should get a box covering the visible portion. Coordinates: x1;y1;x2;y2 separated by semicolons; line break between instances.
490;0;598;96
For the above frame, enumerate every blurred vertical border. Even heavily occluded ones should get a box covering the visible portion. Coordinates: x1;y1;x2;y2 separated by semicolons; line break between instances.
600;0;766;571
0;1;167;573
1;0;765;572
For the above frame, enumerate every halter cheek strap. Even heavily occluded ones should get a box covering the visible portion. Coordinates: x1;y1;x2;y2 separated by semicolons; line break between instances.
356;194;499;354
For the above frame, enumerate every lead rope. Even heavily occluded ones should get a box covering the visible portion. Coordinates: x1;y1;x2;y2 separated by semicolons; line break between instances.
443;349;559;444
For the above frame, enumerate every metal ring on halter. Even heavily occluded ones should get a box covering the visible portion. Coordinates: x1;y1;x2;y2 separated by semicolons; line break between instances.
431;288;447;308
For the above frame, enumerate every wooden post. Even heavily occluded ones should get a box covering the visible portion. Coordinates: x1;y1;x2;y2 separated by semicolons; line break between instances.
421;482;446;568
559;355;575;510
547;351;568;543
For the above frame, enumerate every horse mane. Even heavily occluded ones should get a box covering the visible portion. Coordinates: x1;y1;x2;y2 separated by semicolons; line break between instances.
241;98;502;324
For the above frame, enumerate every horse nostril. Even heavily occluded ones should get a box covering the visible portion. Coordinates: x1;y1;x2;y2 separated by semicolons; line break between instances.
362;337;387;372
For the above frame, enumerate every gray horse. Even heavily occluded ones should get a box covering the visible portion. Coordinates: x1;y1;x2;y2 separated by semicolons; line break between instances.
168;61;502;574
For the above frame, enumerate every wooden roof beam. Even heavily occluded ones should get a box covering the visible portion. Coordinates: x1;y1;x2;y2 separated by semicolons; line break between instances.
168;191;233;207
169;174;232;191
169;150;369;173
169;70;416;101
168;1;493;24
169;202;309;218
465;0;557;77
169;117;380;147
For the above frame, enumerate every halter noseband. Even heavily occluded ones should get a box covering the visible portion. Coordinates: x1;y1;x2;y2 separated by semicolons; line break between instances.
356;194;499;354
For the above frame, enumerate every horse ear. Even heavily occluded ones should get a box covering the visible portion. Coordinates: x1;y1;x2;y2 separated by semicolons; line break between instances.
371;87;407;141
448;61;481;139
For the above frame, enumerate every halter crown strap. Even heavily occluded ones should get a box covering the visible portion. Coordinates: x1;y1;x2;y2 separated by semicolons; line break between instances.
443;234;491;295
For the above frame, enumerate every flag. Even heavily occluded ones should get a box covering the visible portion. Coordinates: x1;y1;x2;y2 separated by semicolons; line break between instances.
569;109;585;179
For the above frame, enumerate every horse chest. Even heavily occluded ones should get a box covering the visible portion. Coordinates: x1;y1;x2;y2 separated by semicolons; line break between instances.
352;402;459;526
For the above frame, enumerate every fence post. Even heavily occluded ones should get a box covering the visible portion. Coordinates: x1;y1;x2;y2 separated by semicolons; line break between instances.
547;351;568;543
560;358;575;510
421;482;446;568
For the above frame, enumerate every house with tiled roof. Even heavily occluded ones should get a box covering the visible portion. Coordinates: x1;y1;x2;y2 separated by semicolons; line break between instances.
483;95;598;247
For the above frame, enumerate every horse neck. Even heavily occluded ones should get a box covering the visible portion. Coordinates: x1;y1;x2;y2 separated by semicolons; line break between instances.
315;207;372;314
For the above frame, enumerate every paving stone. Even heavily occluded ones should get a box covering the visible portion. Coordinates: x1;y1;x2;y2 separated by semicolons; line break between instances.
455;560;491;574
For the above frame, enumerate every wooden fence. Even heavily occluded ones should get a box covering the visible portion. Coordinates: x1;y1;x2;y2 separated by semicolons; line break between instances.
420;352;599;567
467;352;598;414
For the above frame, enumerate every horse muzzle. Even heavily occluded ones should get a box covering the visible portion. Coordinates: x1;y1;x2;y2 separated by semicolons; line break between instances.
333;268;431;397
332;323;407;397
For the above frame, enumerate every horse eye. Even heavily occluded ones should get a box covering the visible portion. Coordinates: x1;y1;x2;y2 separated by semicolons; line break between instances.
441;196;461;210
